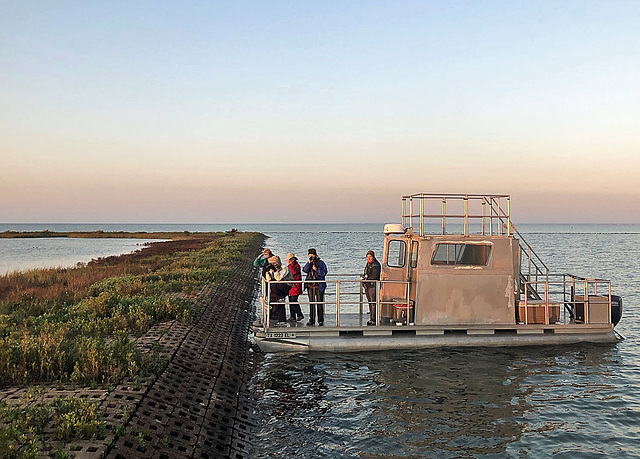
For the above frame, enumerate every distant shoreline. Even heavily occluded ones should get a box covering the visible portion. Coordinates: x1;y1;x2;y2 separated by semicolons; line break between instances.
0;230;225;239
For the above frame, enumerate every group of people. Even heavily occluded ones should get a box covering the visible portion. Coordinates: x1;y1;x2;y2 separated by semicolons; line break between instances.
254;247;381;327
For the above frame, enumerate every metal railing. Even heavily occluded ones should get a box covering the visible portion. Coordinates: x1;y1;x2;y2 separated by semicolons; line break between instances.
401;193;512;237
258;277;411;330
259;275;613;328
520;274;612;325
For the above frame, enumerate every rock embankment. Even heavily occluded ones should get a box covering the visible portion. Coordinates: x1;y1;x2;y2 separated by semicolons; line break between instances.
105;235;264;458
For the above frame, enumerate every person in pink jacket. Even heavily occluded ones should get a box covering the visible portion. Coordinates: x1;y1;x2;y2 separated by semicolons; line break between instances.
285;253;304;322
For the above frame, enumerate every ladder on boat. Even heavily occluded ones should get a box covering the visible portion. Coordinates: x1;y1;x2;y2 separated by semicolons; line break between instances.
520;273;542;300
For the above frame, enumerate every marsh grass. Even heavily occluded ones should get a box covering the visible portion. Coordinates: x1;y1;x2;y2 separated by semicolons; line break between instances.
0;231;258;387
0;230;260;457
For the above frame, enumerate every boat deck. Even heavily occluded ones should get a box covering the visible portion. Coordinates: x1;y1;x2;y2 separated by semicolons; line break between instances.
255;313;617;353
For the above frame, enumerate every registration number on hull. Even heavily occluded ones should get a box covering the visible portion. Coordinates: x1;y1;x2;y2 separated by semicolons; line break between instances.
266;332;297;339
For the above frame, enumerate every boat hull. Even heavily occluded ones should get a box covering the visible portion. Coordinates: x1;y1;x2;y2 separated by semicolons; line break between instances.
254;324;618;353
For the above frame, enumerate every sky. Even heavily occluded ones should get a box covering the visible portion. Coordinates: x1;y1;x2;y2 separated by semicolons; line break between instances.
1;1;639;224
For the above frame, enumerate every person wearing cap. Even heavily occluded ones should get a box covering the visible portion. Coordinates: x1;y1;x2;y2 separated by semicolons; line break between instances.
302;248;328;326
263;255;293;325
362;250;381;326
285;253;304;322
254;248;273;268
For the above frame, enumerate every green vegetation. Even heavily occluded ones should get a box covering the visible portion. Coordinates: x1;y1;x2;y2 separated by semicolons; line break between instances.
0;230;261;457
0;390;104;458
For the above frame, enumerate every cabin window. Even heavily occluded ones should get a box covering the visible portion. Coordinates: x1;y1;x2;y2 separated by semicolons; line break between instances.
431;243;491;266
410;241;418;268
387;240;406;267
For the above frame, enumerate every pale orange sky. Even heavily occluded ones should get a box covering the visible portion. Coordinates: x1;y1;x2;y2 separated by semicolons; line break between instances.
2;2;639;223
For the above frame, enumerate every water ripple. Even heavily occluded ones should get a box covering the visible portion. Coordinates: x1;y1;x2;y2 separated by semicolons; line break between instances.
252;229;640;458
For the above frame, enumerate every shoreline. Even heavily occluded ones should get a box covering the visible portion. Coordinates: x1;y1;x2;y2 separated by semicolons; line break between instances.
0;230;228;239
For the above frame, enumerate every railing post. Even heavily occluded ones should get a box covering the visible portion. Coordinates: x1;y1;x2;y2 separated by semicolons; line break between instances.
441;197;446;234
409;197;414;232
464;195;469;236
260;277;265;327
481;199;486;235
260;278;267;331
359;280;363;316
419;193;425;236
336;280;341;327
544;282;549;325
608;282;612;324
489;198;494;236
497;198;502;235
546;267;549;288
584;279;589;324
507;196;511;236
376;280;381;326
266;281;271;328
402;197;407;229
524;283;529;324
570;276;575;322
406;281;410;326
562;274;567;323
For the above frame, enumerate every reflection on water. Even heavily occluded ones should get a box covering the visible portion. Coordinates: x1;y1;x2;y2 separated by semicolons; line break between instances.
0;238;160;274
253;344;637;458
252;226;640;458
253;349;527;458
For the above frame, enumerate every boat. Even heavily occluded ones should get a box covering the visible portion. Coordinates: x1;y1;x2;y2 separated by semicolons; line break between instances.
253;193;623;353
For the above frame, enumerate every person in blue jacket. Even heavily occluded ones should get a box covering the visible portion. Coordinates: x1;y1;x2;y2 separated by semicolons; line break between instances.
302;248;328;326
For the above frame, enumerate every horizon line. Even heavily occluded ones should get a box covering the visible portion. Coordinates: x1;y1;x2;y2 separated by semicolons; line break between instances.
2;221;640;226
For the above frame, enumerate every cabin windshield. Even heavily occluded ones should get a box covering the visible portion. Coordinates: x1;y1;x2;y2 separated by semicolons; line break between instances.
431;243;491;266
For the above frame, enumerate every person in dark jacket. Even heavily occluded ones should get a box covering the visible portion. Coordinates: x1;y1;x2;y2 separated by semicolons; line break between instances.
302;248;328;326
285;253;304;322
362;250;381;325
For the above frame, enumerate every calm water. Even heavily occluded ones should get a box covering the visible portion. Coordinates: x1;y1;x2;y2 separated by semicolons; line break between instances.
1;223;640;457
0;237;163;274
250;223;640;458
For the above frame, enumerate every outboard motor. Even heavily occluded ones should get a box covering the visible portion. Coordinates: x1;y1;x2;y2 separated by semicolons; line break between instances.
611;295;623;326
